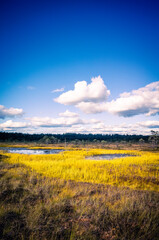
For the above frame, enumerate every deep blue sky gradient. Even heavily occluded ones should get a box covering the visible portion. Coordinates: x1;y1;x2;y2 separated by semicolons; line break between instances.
0;0;159;130
1;0;159;84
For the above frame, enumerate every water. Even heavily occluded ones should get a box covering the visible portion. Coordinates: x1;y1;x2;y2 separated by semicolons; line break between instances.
86;154;134;160
0;147;63;155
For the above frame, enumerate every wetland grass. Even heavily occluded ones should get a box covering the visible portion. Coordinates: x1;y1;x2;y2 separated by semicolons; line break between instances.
0;148;159;239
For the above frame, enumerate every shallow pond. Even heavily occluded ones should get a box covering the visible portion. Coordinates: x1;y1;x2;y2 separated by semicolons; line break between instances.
86;154;134;160
0;147;63;155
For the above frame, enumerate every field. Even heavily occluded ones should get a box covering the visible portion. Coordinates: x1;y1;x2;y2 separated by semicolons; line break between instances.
0;146;159;239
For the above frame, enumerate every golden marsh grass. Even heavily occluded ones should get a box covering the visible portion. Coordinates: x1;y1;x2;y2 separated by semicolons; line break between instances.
2;149;159;191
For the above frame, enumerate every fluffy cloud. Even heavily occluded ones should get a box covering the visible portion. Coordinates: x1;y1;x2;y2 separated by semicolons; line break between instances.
27;112;103;129
106;82;159;117
54;76;110;105
54;79;159;117
0;118;158;135
75;121;158;135
59;110;79;117
60;121;153;135
0;110;103;132
76;102;107;114
52;88;64;93
137;121;159;128
30;116;84;128
0;120;30;130
80;81;159;116
0;105;24;119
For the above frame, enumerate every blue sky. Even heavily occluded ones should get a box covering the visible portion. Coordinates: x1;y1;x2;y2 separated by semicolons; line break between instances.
0;0;159;134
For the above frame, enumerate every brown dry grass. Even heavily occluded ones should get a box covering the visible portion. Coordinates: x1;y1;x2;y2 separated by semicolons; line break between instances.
0;154;159;240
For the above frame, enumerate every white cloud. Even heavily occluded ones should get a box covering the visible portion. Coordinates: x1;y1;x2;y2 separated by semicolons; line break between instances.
71;121;158;135
105;82;159;117
0;120;30;130
89;118;102;124
54;79;159;117
30;116;84;128
76;102;107;114
59;110;79;117
0;105;24;119
28;114;103;129
79;81;159;116
60;123;134;135
1;117;158;135
52;88;64;93
54;76;110;105
137;121;159;128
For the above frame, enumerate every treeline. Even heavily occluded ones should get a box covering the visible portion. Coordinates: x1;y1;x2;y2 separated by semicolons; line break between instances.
0;132;149;143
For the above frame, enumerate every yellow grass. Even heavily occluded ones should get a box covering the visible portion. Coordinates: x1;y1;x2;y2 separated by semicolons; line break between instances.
2;149;159;191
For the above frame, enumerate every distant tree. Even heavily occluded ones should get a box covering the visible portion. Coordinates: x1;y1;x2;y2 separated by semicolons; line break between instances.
39;136;51;144
0;132;149;144
50;136;58;144
139;138;145;144
148;130;159;150
39;135;58;144
101;140;107;148
101;140;107;145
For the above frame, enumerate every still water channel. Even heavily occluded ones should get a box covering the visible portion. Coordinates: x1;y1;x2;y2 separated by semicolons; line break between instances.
86;154;134;160
0;147;63;155
0;148;134;159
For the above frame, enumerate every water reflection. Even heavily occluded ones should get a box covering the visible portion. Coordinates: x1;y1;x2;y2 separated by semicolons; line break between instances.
86;154;134;160
0;147;63;155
